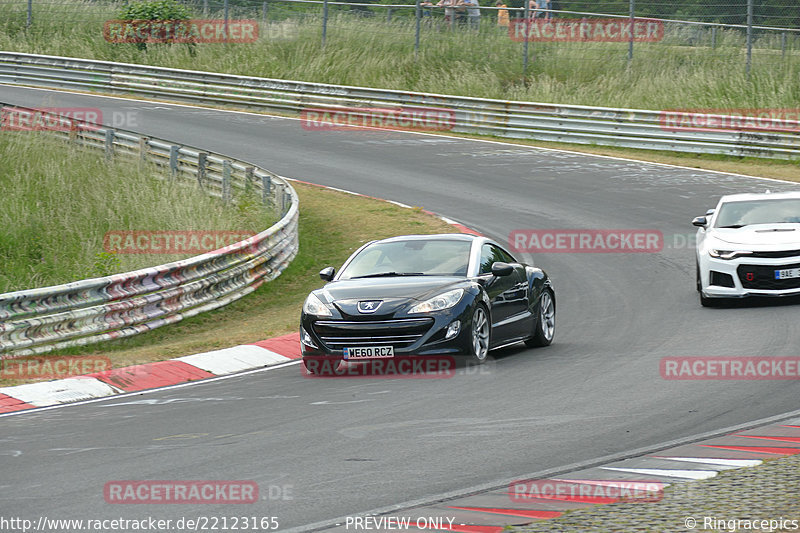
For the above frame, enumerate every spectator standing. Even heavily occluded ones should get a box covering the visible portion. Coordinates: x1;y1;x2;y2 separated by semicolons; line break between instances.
540;0;552;20
495;0;509;27
463;0;481;30
437;0;458;29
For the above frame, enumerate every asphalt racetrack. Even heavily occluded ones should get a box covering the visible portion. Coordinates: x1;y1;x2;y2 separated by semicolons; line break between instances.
2;85;799;530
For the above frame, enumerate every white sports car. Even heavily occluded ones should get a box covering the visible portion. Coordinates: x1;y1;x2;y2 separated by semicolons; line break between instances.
694;191;800;306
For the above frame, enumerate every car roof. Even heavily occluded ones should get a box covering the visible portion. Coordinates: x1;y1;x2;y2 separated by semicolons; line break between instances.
719;191;800;204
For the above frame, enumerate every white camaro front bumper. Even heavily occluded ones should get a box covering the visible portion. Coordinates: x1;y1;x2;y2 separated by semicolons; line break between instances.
698;252;800;299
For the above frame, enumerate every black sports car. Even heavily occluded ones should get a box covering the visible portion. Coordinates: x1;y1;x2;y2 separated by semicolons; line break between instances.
300;234;555;372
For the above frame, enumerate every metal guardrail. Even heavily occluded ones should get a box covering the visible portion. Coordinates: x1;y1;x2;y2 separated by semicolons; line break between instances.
0;51;799;159
0;102;299;358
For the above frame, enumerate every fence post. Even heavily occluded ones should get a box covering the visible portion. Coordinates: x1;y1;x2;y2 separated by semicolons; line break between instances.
104;129;114;162
198;152;208;188
745;0;753;77
224;0;230;37
711;25;717;49
415;0;421;56
781;32;786;57
322;0;329;48
222;160;232;203
169;145;179;180
69;119;78;143
262;1;268;24
387;7;392;23
522;1;530;77
26;0;32;28
203;0;208;17
627;0;634;64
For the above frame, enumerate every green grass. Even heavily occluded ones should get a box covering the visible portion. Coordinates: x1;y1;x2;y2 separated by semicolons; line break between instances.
0;1;798;110
0;131;273;293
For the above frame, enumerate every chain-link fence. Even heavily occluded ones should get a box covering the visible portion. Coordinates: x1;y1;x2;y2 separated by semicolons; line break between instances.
0;0;797;85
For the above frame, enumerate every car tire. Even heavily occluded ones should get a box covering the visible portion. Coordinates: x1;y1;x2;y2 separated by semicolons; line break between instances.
302;357;341;375
696;261;701;292
525;288;555;348
467;305;491;365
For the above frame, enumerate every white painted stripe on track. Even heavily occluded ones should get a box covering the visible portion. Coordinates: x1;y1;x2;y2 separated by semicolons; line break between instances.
177;345;292;375
601;467;719;480
0;359;302;418
2;84;795;186
656;457;762;468
0;377;122;407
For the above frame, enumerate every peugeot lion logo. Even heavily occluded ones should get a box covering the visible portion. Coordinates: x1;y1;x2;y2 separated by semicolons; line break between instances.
358;300;382;314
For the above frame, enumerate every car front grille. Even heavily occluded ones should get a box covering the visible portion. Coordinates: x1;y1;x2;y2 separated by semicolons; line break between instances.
738;263;800;290
313;318;434;351
746;249;800;259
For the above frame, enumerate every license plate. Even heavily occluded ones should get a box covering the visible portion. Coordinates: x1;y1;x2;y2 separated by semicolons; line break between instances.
343;346;394;360
775;268;800;280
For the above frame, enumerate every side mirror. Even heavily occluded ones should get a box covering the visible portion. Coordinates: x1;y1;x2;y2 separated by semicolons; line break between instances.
491;262;514;277
692;216;708;228
706;209;715;216
319;267;335;281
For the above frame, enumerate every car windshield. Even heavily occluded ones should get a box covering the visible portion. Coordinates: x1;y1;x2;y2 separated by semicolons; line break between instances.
714;198;800;228
338;239;472;279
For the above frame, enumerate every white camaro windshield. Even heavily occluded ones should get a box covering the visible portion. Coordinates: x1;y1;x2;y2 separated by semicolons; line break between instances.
714;198;800;228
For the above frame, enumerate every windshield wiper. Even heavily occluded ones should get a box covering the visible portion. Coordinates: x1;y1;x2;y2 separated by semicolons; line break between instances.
351;272;426;279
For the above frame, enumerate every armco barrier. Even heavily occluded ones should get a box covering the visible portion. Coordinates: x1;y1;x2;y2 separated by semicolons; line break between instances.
1;51;799;159
0;103;298;358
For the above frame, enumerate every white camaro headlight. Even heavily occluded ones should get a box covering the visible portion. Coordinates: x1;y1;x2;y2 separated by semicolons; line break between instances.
303;293;332;316
408;289;464;314
709;249;752;260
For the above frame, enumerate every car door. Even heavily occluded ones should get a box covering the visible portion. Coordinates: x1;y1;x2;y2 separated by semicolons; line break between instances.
478;243;530;342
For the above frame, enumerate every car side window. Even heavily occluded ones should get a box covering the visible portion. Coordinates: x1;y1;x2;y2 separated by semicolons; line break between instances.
479;244;512;274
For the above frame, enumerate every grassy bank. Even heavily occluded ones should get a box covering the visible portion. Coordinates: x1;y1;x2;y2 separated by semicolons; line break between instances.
0;1;798;110
0;132;272;293
0;182;456;385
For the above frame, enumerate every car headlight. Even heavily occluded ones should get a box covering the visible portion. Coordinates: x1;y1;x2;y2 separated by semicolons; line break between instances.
709;249;752;260
303;293;332;317
408;289;464;314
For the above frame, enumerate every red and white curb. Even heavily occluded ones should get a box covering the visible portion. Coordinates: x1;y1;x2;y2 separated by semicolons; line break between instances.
0;333;303;413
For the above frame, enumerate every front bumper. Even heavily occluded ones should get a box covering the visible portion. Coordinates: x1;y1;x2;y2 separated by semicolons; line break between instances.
699;253;800;298
300;307;473;358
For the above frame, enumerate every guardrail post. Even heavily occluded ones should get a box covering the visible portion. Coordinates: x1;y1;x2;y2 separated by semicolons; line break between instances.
281;189;287;215
198;152;208;189
139;137;149;167
169;145;179;180
223;160;232;203
104;129;115;161
261;175;272;206
245;166;254;194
